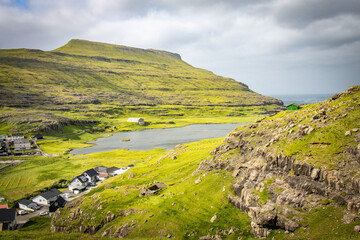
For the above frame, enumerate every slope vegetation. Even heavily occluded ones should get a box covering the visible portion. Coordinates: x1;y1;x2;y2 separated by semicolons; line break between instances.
0;39;282;133
45;86;360;239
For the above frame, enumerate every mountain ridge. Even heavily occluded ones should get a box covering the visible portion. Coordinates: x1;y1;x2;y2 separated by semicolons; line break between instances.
0;39;283;133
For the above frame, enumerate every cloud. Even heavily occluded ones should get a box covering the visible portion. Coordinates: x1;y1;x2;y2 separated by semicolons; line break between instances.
0;0;359;94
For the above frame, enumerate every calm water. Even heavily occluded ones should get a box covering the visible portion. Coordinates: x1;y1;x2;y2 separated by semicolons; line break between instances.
270;93;334;106
70;123;245;155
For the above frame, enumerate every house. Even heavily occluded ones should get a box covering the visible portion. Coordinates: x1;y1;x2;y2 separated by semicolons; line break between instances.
49;196;66;213
68;175;88;193
32;188;62;206
18;199;40;211
0;208;16;231
94;166;109;179
106;167;120;176
11;133;24;141
140;183;167;197
127;118;145;126
0;204;8;209
14;139;31;151
286;103;300;111
83;168;99;183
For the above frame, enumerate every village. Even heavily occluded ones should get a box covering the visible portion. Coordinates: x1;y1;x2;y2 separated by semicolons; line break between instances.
0;164;135;231
0;133;43;157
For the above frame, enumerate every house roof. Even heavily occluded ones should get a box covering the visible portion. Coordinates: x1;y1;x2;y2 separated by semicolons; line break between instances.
12;133;24;137
107;167;120;174
19;199;33;206
0;208;16;221
286;103;300;107
0;204;8;209
84;168;98;177
14;139;30;145
73;175;88;183
94;166;108;173
38;188;62;200
127;118;144;122
50;196;66;208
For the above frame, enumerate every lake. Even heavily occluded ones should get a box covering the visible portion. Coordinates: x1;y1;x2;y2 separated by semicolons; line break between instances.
70;123;245;155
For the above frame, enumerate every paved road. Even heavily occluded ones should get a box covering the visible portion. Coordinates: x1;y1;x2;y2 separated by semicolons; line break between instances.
17;206;49;224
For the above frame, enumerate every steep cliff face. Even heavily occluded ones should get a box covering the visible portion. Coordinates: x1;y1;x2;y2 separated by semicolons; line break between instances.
196;86;360;238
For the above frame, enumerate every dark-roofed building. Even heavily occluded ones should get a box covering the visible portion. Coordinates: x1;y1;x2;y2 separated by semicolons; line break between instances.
106;167;120;176
0;208;16;231
11;133;24;141
49;196;66;213
32;189;62;206
18;199;40;211
83;168;99;183
69;175;88;193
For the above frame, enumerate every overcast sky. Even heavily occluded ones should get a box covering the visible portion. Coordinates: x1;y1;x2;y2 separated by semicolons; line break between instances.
0;0;359;94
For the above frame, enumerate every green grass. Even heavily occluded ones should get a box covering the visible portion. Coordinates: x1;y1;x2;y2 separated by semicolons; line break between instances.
268;204;360;240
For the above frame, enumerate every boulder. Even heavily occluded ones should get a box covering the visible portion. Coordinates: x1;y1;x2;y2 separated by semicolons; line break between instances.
354;225;360;233
345;131;352;136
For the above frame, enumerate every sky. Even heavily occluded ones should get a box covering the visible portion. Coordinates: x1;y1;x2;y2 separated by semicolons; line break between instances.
0;0;359;95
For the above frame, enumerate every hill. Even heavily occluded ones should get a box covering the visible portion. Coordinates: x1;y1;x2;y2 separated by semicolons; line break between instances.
0;39;282;133
43;86;360;239
0;86;359;239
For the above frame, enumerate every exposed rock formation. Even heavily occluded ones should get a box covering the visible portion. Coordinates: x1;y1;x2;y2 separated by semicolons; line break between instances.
196;86;360;238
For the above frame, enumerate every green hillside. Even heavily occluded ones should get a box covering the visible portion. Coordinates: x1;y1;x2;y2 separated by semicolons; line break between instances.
1;86;359;240
0;39;282;133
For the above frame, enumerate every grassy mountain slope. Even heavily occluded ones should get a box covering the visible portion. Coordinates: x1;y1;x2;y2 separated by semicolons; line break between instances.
1;86;360;239
0;39;282;133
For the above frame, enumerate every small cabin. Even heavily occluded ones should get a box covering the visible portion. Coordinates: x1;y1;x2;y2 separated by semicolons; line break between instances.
127;118;145;126
286;103;300;111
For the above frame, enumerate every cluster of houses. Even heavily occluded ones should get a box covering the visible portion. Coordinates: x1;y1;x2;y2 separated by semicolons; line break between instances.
69;166;130;194
0;165;132;231
0;133;38;156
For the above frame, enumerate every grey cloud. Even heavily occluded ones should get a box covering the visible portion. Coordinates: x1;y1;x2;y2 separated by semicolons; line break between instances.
273;0;360;28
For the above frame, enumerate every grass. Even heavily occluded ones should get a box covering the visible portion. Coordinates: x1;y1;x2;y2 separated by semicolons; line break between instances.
51;137;255;239
268;204;360;240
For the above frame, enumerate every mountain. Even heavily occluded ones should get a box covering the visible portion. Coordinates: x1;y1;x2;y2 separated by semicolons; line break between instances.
0;39;281;107
48;86;360;239
0;39;283;133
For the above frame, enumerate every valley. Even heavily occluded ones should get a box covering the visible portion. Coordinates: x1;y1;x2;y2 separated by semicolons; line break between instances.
1;40;359;239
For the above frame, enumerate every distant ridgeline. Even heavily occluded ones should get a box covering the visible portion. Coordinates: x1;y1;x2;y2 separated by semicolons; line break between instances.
0;39;283;132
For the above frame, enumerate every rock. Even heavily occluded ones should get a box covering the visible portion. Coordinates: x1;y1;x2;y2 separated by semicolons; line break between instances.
195;178;201;184
223;186;226;192
310;168;321;180
353;129;359;132
342;214;360;224
345;131;352;136
305;127;315;135
210;215;217;223
354;225;360;233
171;156;177;160
358;143;360;150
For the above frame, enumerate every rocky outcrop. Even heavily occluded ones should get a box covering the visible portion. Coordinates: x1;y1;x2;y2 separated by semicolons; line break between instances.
196;86;360;238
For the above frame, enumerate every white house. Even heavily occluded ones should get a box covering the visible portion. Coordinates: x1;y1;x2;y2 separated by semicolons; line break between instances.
68;175;88;192
83;169;99;183
32;188;62;206
127;118;145;125
18;199;40;211
14;139;31;151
